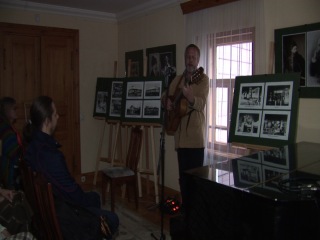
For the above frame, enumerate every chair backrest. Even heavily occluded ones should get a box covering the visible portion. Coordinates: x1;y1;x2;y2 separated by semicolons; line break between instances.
33;172;63;240
126;126;143;172
19;160;36;209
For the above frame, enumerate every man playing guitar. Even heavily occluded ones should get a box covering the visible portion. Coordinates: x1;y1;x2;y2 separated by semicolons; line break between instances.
162;44;209;213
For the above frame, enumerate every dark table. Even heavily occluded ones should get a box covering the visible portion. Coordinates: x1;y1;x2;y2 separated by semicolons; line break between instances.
184;141;320;240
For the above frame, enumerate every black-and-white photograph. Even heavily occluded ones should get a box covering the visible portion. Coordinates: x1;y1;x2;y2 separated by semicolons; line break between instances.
144;81;162;99
95;91;108;114
108;81;123;118
147;45;176;87
160;52;176;83
260;111;290;140
111;81;123;98
149;53;161;77
282;33;306;86
125;100;142;118
264;81;293;110
240;152;262;164
262;165;289;192
235;110;261;137
237;160;262;185
238;83;264;109
261;145;289;169
307;30;320;86
126;82;143;99
143;100;161;118
109;99;122;117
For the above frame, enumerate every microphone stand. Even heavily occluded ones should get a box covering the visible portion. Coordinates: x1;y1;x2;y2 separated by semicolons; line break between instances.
151;69;174;240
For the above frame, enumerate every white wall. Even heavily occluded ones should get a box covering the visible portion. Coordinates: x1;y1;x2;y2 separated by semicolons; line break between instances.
263;0;320;143
0;7;118;174
117;5;185;191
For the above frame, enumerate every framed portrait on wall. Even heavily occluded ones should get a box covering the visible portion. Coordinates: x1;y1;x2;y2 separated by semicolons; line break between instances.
275;22;320;98
146;44;176;87
125;50;143;77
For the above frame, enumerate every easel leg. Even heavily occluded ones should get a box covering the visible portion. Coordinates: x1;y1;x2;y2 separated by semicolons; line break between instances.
93;121;107;186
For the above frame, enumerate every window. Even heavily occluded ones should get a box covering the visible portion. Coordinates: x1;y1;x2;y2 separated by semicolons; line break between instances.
207;28;254;155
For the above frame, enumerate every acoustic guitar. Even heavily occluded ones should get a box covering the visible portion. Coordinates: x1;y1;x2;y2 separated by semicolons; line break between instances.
165;67;204;135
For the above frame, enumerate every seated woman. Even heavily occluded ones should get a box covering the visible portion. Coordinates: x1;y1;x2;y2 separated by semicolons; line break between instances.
23;96;119;239
0;97;24;190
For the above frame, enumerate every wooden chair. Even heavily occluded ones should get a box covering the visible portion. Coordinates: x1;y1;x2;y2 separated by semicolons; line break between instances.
33;172;63;240
19;159;44;239
101;126;143;212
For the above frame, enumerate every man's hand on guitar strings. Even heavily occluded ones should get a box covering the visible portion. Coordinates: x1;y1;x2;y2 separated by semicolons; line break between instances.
182;84;195;106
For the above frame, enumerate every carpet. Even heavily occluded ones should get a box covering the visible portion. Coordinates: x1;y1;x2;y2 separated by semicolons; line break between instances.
104;203;171;240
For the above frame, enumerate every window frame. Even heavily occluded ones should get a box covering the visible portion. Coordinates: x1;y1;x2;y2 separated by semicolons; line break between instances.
207;27;255;156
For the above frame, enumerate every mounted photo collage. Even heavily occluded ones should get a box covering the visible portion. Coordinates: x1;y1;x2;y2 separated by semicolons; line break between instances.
93;77;165;124
229;73;300;148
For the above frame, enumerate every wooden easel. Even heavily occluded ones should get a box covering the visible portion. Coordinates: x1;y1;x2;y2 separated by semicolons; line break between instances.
93;59;160;204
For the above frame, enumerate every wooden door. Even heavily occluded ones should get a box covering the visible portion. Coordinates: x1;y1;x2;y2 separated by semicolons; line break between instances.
0;23;80;176
0;30;41;131
41;33;80;174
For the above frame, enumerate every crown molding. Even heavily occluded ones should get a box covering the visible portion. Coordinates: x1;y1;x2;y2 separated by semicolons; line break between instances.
180;0;239;14
0;0;117;22
0;0;181;22
117;0;180;22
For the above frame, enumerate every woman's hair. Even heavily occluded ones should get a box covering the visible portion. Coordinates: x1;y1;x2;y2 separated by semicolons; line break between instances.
23;96;54;143
0;97;16;121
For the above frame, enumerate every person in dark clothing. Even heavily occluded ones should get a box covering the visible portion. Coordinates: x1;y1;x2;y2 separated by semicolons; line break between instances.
0;97;23;189
23;96;119;239
283;41;305;85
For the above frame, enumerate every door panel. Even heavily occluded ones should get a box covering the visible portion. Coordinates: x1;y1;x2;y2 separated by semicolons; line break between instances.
1;33;41;132
0;23;80;176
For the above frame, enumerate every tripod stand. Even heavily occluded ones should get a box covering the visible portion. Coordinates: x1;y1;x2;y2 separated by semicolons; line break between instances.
150;130;166;240
151;68;176;240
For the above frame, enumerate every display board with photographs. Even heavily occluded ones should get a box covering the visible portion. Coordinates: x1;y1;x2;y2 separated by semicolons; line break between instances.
275;22;320;98
229;73;299;148
121;77;164;124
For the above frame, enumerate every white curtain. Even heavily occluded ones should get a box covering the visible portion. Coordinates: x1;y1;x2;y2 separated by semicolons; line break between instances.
185;0;267;165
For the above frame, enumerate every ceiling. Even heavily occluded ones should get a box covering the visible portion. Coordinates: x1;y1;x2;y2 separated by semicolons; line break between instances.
0;0;186;21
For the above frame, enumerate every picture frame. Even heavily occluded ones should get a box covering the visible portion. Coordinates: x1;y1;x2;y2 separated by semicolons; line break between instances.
108;80;124;120
121;77;165;124
229;73;299;148
146;44;176;87
275;22;320;98
93;78;111;118
125;50;143;77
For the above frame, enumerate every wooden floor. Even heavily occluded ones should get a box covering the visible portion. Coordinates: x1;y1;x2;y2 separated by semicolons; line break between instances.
98;181;182;234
